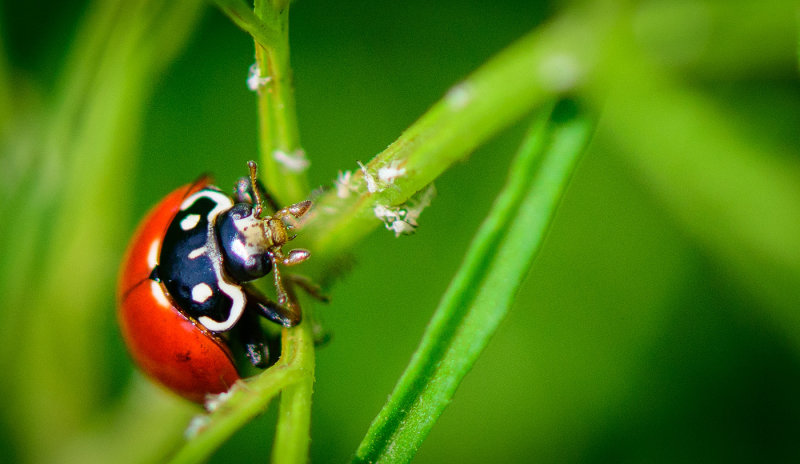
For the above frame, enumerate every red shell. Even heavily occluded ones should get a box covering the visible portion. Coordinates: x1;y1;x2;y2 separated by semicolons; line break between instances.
117;177;240;403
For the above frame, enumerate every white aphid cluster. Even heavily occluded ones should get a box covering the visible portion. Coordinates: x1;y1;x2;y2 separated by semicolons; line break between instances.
334;160;431;236
357;160;406;194
373;184;436;237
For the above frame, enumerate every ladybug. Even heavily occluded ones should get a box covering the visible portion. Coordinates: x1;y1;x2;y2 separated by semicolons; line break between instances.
118;161;311;403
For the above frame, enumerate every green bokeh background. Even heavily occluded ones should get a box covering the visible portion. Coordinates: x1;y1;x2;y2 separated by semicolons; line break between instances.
2;1;800;463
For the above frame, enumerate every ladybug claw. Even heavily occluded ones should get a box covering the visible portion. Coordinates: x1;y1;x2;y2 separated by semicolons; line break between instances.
245;284;301;328
253;299;300;327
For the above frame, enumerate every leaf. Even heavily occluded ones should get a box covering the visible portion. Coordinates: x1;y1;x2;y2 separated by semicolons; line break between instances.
353;100;595;464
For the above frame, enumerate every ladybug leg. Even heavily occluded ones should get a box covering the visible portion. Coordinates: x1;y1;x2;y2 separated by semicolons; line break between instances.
270;256;292;308
272;200;312;229
243;283;301;328
268;247;312;308
235;309;280;368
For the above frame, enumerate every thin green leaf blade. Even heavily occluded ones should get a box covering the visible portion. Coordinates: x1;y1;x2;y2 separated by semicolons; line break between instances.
353;100;595;464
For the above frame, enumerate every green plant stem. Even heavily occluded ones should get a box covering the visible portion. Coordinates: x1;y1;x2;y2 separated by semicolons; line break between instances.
353;100;595;464
214;0;308;203
170;364;303;464
271;315;316;464
253;0;308;204
253;1;316;461
197;3;315;463
168;356;305;464
170;301;316;464
297;11;607;269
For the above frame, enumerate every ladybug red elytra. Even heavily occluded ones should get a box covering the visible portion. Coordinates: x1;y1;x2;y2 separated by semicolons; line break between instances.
117;162;311;403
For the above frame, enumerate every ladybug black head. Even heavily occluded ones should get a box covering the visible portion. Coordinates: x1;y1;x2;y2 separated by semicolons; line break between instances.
216;203;273;282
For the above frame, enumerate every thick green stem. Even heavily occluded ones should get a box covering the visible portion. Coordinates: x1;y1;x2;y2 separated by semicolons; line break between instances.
168;363;305;464
272;316;316;464
296;10;608;270
168;313;316;464
253;0;308;204
197;3;316;464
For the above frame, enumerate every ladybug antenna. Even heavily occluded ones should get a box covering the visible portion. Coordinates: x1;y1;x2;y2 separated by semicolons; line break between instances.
247;160;265;219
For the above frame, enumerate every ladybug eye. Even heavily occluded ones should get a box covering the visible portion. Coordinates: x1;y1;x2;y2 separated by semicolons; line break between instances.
216;204;272;282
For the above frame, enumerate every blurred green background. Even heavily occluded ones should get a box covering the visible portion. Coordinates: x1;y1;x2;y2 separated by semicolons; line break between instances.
2;0;800;463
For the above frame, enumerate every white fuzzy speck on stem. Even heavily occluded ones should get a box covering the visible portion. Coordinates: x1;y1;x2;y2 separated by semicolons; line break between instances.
358;161;379;193
377;160;406;185
445;82;472;110
273;148;310;172
185;414;211;439
335;170;357;198
247;63;271;91
204;388;235;412
537;52;582;92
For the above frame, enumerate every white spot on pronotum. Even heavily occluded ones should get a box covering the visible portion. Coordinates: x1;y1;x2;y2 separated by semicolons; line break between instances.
373;184;437;237
445;82;472;109
335;170;356;198
180;213;201;231
247;63;271;91
192;283;214;304
378;161;406;185
151;281;171;308
537;52;582;92
147;238;160;269
273;149;310;172
180;190;234;219
358;161;379;193
188;247;206;260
